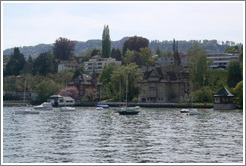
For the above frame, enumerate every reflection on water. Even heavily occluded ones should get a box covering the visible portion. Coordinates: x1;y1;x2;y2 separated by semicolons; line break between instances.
3;107;243;163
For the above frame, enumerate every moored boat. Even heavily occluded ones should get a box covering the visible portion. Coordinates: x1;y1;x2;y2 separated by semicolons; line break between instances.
34;102;53;111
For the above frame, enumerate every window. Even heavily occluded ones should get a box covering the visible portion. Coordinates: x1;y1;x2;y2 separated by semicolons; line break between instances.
60;100;63;103
214;97;220;103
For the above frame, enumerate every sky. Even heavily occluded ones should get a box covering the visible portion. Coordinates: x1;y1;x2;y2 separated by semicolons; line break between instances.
1;1;245;50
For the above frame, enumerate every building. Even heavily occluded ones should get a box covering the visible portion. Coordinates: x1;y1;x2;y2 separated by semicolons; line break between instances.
207;53;239;70
68;73;101;103
58;60;80;73
84;55;121;74
213;87;236;110
47;95;75;107
138;66;190;103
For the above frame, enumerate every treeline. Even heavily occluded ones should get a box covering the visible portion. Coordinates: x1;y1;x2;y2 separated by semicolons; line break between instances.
3;38;241;58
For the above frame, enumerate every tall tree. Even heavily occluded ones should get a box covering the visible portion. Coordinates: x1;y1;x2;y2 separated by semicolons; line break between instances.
102;25;111;58
122;36;149;55
110;48;122;61
53;37;75;60
4;47;26;76
173;39;181;65
227;59;242;88
187;42;208;88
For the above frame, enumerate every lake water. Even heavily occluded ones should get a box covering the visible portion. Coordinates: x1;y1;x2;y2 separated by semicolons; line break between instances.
2;107;244;163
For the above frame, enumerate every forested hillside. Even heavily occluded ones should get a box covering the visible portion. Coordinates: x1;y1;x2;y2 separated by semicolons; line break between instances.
3;37;241;58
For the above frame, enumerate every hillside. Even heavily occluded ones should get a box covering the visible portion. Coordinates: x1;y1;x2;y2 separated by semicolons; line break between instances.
3;37;240;58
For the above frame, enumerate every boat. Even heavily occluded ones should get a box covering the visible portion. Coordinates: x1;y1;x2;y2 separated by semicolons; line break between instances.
96;104;110;109
180;108;189;113
60;106;76;112
14;78;40;115
34;102;53;111
115;75;139;115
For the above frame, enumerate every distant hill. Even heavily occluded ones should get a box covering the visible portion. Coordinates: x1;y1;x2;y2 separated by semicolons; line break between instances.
3;37;240;58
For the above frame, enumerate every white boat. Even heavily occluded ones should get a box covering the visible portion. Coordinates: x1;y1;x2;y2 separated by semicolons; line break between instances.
60;106;76;112
34;102;53;111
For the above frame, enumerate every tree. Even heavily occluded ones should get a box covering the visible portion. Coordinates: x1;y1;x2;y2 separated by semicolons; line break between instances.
122;36;149;55
53;37;75;60
110;63;141;101
233;81;243;108
227;59;242;88
84;88;98;102
110;48;122;61
58;86;79;100
36;80;62;103
173;39;181;65
32;52;56;76
98;63;117;85
4;47;26;76
187;42;208;88
102;25;111;58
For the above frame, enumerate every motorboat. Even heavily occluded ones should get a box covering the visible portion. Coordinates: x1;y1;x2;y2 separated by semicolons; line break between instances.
96;104;110;109
34;102;53;111
60;106;76;112
180;108;200;115
180;108;189;113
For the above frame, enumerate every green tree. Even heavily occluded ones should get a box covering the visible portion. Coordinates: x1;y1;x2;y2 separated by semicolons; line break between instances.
227;59;242;88
36;80;62;103
110;63;141;101
53;37;75;60
98;63;116;85
32;52;56;76
4;47;26;76
187;42;208;88
102;25;111;58
233;81;243;109
110;48;122;61
98;63;117;100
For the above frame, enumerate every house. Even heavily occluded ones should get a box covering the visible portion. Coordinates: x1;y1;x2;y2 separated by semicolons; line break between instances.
138;66;190;103
207;52;239;70
84;55;121;74
58;60;80;73
67;74;101;103
47;95;75;107
213;87;236;110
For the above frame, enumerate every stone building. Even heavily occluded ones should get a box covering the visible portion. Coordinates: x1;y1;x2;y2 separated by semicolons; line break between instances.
138;66;190;103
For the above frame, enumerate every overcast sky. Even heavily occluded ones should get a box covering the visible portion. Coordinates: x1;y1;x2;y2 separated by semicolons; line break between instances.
2;1;244;50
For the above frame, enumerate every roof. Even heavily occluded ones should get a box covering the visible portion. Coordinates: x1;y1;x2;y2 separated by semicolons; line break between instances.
214;87;234;97
49;95;63;98
63;96;74;100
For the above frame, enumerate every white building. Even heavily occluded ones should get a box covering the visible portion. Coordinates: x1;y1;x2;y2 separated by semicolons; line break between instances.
58;60;80;73
47;95;75;106
84;55;121;74
207;53;239;70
